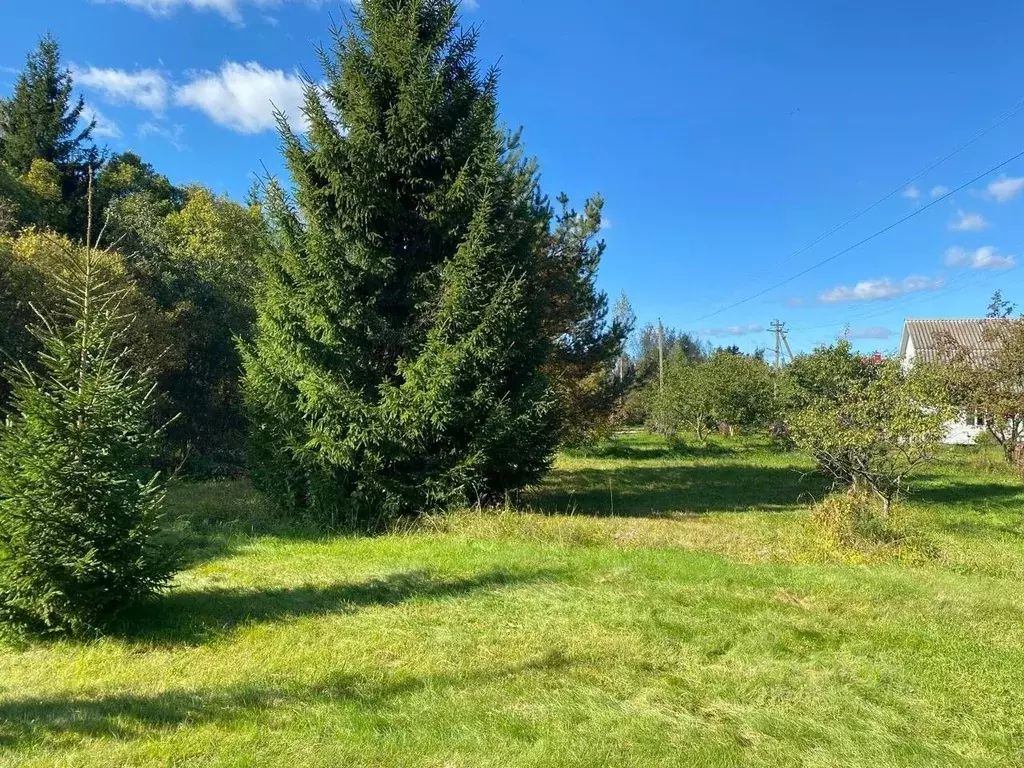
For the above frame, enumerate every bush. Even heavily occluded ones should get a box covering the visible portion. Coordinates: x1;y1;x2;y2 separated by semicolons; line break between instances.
807;489;936;563
0;239;175;636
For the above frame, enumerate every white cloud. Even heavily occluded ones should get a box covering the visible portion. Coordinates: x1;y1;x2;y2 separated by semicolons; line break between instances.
945;245;1016;270
174;62;306;134
948;209;990;232
819;275;944;303
82;105;121;139
930;184;949;198
985;176;1024;203
845;327;891;340
600;217;612;231
138;120;186;151
97;0;475;22
95;0;293;24
75;66;169;113
901;185;921;201
701;323;762;338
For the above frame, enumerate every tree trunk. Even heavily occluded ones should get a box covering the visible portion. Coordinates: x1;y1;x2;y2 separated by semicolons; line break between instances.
881;495;892;519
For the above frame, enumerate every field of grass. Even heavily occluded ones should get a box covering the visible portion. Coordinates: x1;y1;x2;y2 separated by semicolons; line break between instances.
2;433;1023;766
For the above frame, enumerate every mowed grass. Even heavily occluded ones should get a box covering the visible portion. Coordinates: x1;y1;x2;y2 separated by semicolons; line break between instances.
2;434;1024;766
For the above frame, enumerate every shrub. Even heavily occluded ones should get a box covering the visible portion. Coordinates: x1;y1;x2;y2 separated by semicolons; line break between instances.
807;489;936;563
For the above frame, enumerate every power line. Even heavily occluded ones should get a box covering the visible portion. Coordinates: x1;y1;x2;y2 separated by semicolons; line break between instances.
786;239;1024;334
791;270;986;331
787;272;991;335
687;145;1024;325
715;96;1024;301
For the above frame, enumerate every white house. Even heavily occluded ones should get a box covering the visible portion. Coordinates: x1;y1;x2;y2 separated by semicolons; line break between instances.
898;318;1005;445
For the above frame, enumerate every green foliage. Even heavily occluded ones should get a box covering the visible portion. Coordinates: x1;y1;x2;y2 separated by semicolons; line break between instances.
0;237;174;636
655;348;716;440
782;338;868;411
986;289;1016;319
632;323;705;380
654;349;774;442
621;322;706;427
0;142;263;477
0;236;41;403
703;350;774;431
93;152;183;242
788;349;953;513
540;195;631;445
0;35;98;237
99;181;262;474
13;159;68;230
937;318;1024;469
153;187;261;473
243;0;558;524
6;228;173;388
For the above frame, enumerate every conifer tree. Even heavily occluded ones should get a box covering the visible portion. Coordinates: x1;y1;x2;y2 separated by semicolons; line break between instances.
0;35;98;236
243;0;558;524
538;194;631;444
0;204;173;636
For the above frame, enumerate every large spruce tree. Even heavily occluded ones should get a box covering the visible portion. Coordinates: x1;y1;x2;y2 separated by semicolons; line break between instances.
243;0;558;525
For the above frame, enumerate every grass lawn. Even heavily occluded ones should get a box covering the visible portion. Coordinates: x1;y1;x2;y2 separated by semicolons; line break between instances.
2;433;1023;766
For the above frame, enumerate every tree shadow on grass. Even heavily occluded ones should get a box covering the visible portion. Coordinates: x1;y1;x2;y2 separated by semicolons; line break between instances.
568;440;737;461
908;481;1024;511
158;479;329;570
530;464;831;517
0;649;578;751
113;568;561;646
939;518;1024;539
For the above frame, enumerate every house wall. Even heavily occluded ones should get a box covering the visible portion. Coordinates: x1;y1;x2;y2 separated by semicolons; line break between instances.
900;325;980;445
944;419;986;446
902;335;915;371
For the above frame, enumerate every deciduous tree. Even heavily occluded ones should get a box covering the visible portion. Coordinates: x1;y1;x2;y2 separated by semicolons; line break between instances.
938;318;1024;468
789;352;951;515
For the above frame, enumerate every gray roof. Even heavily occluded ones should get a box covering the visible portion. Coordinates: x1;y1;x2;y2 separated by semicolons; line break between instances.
900;318;1009;362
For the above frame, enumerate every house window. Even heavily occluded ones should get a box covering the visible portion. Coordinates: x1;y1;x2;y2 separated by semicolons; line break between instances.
966;409;991;428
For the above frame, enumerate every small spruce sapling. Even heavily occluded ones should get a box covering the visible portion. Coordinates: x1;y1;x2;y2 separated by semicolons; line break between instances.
0;180;175;636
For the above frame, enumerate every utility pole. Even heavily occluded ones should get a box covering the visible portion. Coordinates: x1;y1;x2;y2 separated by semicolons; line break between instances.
768;319;794;403
658;319;665;393
781;330;795;367
768;319;792;371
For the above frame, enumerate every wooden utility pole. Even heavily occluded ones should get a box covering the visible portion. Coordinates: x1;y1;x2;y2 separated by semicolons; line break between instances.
658;319;665;393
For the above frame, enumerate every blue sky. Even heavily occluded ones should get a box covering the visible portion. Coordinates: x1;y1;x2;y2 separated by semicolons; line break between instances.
6;0;1024;354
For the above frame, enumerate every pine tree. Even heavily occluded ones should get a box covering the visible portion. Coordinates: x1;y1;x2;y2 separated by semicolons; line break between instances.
243;0;558;525
0;35;98;236
0;208;173;636
538;194;631;444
